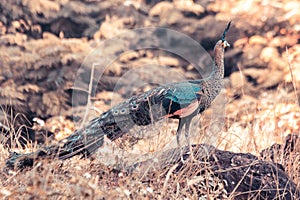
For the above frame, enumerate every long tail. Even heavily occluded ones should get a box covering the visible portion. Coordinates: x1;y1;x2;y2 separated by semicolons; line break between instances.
6;87;163;168
56;117;106;159
6;108;133;169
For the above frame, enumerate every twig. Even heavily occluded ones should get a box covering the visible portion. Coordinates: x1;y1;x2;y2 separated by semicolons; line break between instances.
0;121;10;131
237;63;245;97
228;163;252;198
80;63;97;129
286;46;298;104
163;163;179;194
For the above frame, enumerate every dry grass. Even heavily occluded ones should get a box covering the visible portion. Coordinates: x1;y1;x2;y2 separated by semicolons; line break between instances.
1;42;300;200
1;61;300;199
1;0;300;198
1;82;299;199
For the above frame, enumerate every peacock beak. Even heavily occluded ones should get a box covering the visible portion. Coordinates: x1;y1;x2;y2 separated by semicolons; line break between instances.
222;40;230;48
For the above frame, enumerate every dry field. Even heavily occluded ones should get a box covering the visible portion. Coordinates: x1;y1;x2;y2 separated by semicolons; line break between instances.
0;0;299;199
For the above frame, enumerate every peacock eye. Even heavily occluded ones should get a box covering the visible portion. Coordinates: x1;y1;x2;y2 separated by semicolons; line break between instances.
132;105;138;109
120;108;126;114
113;110;119;115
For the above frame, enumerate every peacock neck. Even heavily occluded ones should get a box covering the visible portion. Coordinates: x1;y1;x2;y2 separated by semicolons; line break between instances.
211;45;225;80
204;45;225;85
193;43;225;88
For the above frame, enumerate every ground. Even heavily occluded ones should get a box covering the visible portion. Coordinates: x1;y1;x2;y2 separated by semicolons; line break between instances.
0;0;299;199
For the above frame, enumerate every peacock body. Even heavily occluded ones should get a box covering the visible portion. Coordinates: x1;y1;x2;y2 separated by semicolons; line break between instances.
57;22;231;159
6;22;232;165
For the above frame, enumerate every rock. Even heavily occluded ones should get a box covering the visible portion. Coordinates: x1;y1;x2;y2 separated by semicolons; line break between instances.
119;51;140;63
241;45;265;68
269;35;299;47
0;33;27;46
284;67;300;86
283;1;300;24
243;68;283;89
260;70;283;88
42;32;59;41
23;0;60;14
99;16;134;39
260;46;280;63
230;71;244;88
149;2;174;17
173;0;205;16
104;62;123;76
158;56;180;67
233;37;248;48
248;35;267;45
267;57;286;71
164;10;184;25
127;144;300;199
261;134;299;164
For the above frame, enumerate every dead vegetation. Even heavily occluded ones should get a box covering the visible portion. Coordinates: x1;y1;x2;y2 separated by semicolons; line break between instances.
0;0;300;199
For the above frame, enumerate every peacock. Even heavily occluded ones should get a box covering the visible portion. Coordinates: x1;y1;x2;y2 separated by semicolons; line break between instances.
7;22;231;167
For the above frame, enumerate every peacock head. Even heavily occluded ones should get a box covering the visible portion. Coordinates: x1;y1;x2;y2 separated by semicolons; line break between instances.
220;21;231;49
213;21;231;56
213;21;231;66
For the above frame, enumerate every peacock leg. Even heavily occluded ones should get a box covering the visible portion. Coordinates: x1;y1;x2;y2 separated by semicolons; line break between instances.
184;119;195;161
176;118;186;163
185;118;202;163
184;118;191;147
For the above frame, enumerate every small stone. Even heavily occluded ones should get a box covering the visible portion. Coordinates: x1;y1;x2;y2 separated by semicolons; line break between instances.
249;35;267;46
0;188;12;197
158;56;180;67
146;187;153;193
84;172;91;179
119;51;140;63
269;37;282;47
124;189;131;196
43;32;59;41
149;2;174;17
260;47;279;62
269;36;299;47
269;57;286;70
174;0;205;15
234;37;248;47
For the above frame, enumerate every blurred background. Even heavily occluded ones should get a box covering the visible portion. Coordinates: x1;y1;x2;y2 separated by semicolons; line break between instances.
0;0;299;199
0;0;299;157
